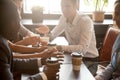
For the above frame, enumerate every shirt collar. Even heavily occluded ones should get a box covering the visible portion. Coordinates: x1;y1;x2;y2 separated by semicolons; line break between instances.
72;11;79;25
64;11;79;26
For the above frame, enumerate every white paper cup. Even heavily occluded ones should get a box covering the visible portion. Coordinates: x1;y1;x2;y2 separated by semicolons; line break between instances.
71;52;82;71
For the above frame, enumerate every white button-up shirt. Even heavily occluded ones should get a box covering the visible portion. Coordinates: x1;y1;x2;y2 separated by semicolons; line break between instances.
50;12;99;58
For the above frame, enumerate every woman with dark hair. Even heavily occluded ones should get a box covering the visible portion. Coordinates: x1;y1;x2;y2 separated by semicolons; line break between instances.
0;0;62;80
95;0;120;80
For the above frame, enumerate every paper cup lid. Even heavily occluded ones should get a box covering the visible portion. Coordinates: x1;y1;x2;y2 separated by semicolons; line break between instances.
71;52;82;57
46;57;58;63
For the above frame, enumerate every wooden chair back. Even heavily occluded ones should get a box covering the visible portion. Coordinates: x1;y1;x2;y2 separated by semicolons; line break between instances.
99;27;120;62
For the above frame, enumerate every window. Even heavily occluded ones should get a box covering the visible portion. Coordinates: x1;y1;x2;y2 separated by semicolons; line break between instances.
79;0;115;13
23;0;61;14
23;0;116;14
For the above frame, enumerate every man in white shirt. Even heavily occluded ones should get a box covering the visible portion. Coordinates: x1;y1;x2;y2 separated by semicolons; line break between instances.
48;0;99;75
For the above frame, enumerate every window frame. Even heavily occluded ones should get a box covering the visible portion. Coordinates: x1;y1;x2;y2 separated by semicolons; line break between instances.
21;0;113;19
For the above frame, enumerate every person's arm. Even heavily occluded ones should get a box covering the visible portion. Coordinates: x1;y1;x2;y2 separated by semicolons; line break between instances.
15;36;40;46
95;64;114;80
8;40;47;53
13;48;61;59
0;40;14;80
15;36;48;46
19;23;36;37
49;15;65;40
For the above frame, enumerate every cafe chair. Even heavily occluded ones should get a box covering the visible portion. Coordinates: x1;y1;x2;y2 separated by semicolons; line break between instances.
99;27;120;62
96;27;120;75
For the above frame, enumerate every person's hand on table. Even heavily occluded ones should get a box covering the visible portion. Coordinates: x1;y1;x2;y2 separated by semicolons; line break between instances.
39;47;64;65
41;47;64;59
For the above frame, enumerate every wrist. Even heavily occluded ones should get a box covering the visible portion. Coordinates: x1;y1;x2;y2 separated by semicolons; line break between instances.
56;45;62;51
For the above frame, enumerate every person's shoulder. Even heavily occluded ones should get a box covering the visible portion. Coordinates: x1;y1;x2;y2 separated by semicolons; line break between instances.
77;12;92;21
78;12;90;18
59;15;66;20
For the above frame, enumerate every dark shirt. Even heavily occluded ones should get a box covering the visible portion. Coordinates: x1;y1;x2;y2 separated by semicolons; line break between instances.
0;35;41;80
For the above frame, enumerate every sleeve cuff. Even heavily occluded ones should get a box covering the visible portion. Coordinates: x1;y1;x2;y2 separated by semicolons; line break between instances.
39;72;48;80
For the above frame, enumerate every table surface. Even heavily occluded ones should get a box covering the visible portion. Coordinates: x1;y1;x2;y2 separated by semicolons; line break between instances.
22;54;95;80
22;37;95;80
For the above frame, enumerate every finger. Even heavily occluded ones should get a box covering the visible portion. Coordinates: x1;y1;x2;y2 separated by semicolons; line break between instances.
56;55;64;58
41;46;47;49
57;58;64;61
38;46;47;52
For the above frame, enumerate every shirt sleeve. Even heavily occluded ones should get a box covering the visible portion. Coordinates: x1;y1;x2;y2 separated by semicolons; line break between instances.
0;47;13;80
98;64;114;80
50;15;65;40
61;16;94;54
19;23;34;37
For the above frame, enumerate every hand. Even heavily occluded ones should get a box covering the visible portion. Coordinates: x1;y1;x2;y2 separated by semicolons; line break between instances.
95;75;104;80
56;45;62;52
35;25;50;35
41;47;64;59
27;32;40;38
23;36;48;46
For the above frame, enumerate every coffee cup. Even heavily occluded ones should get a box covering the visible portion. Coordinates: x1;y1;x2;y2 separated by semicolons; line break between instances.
40;37;49;42
71;52;83;71
46;57;60;80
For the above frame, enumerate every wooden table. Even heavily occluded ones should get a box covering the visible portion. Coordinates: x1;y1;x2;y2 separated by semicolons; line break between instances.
22;37;95;80
59;54;95;80
51;37;95;80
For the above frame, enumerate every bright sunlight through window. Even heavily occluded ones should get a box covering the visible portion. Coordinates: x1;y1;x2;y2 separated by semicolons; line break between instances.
23;0;115;14
23;0;61;14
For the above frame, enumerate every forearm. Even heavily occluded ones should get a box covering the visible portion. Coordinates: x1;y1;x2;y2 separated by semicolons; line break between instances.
13;52;43;59
10;44;46;53
19;23;34;37
59;44;88;53
98;64;114;80
14;39;30;46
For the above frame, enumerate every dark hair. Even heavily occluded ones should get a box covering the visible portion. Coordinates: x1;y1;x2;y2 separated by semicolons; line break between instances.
114;0;120;5
0;0;20;40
